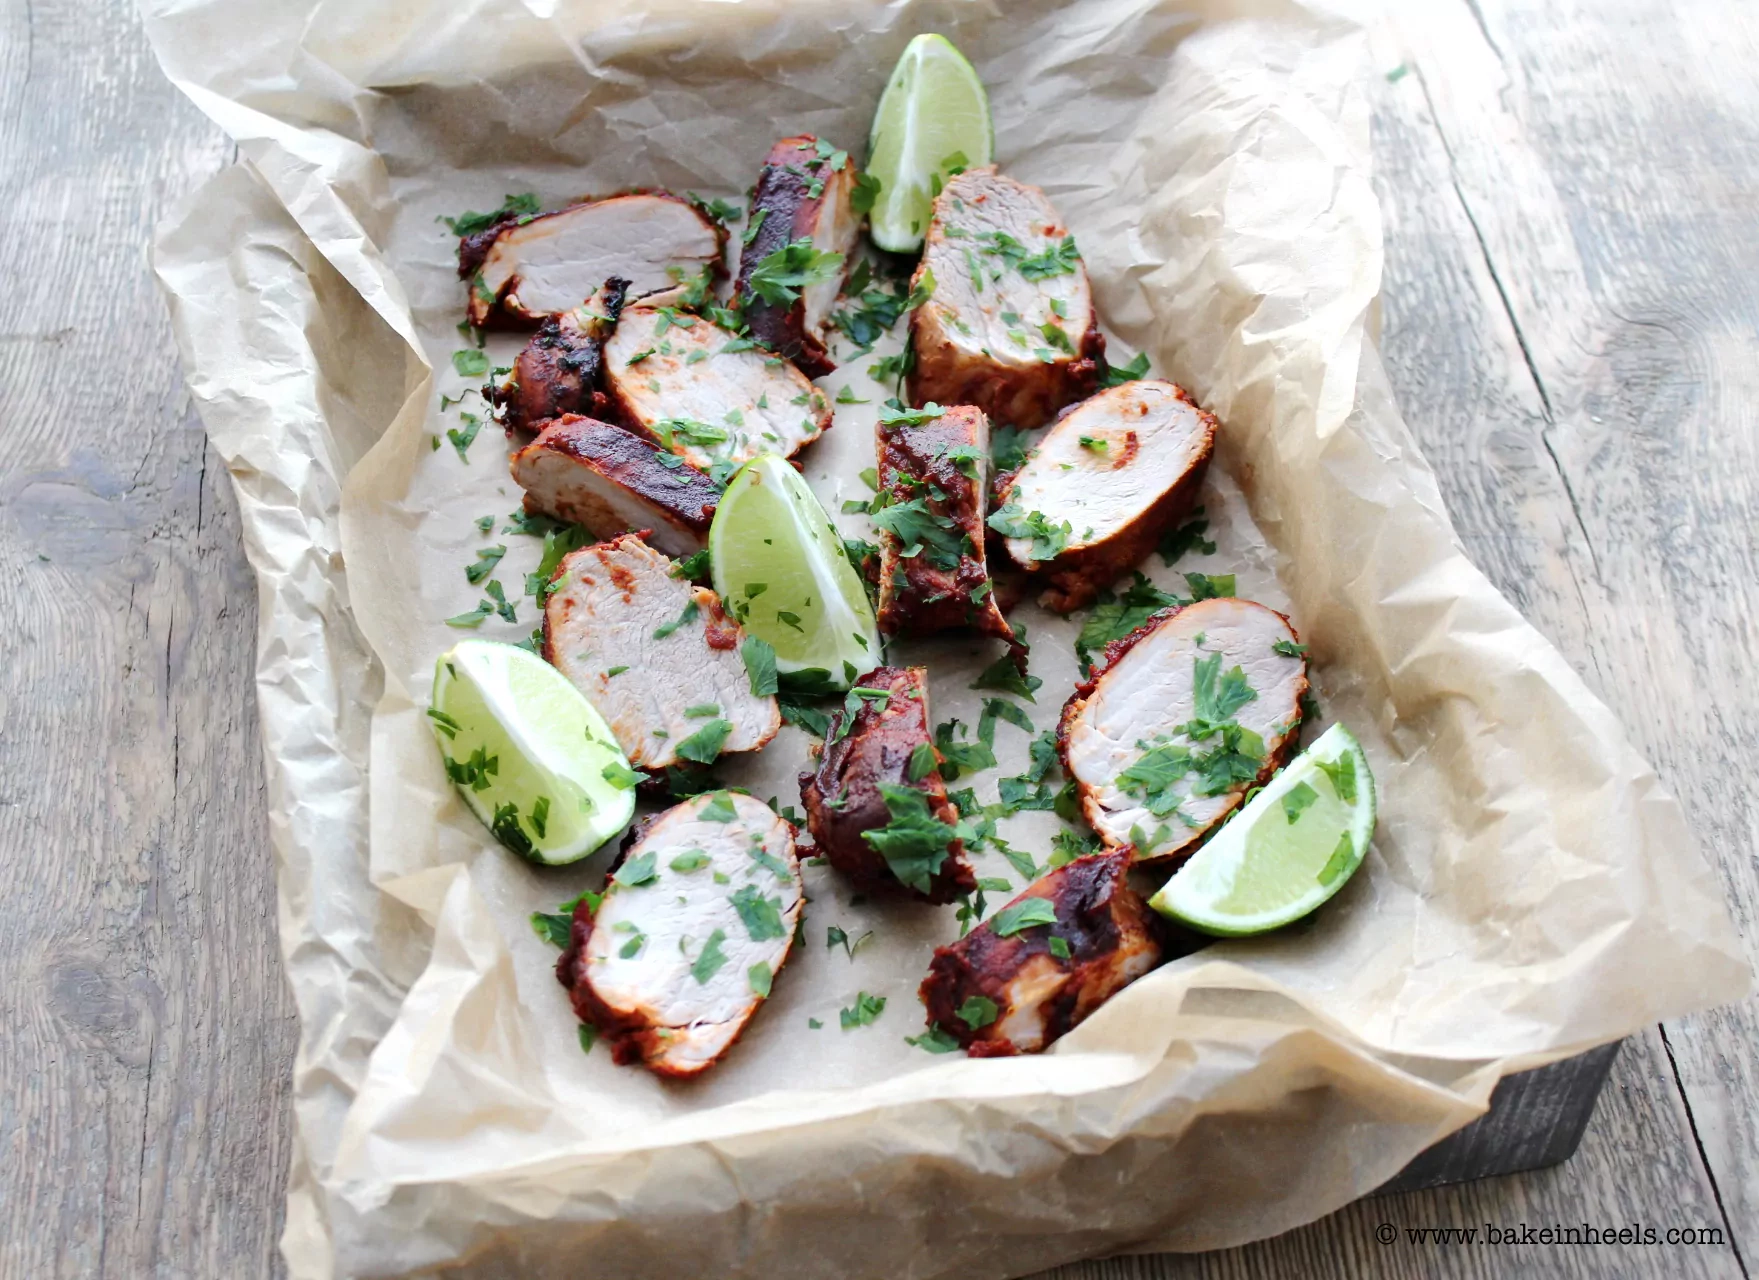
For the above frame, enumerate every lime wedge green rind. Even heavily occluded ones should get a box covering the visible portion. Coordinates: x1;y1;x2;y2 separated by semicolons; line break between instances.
709;454;881;691
1148;724;1377;937
431;639;636;865
865;33;994;253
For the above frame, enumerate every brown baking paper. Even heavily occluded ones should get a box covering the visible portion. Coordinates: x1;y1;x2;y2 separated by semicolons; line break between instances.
146;0;1749;1276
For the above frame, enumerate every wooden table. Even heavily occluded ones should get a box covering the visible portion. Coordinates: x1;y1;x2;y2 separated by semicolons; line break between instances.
2;0;1752;1275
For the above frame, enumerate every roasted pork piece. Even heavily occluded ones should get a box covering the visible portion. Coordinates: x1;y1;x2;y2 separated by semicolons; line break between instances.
919;849;1161;1056
872;403;1018;649
557;791;804;1078
1059;597;1309;861
733;136;862;378
461;193;724;328
602;305;832;473
798;665;977;904
489;279;628;433
543;533;780;771
995;380;1216;612
906;168;1103;428
511;416;719;560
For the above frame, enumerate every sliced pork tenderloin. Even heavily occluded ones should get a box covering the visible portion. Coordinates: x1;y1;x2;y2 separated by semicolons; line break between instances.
1058;597;1309;862
488;278;628;433
996;380;1216;612
906;168;1103;428
602;304;832;473
462;193;724;328
918;849;1162;1056
798;665;977;905
733;136;861;377
557;791;804;1078
871;403;1017;651
511;416;719;560
542;533;779;771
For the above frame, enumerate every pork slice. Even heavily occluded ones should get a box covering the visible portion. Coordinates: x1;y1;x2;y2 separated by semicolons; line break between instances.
511;416;719;560
602;305;831;473
998;380;1216;611
464;194;724;328
489;278;628;433
872;404;1017;649
797;665;977;904
1058;597;1309;862
733;136;861;378
906;168;1103;428
918;849;1161;1056
557;791;803;1078
542;533;779;771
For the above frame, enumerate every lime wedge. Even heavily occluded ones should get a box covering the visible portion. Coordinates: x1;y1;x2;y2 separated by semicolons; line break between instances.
865;33;994;253
430;639;636;865
709;454;881;690
1148;724;1377;936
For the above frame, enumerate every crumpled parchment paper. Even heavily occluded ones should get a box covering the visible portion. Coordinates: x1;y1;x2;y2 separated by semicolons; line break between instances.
146;0;1750;1276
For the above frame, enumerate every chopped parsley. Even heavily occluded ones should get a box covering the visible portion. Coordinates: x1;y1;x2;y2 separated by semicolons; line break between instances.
465;544;506;585
440;192;540;237
602;760;647;790
699;791;739;822
970;652;1043;702
730;885;788;941
861;783;958;893
1273;638;1309;658
907;741;940;782
1282;781;1320;824
1158;510;1216;564
1184;571;1237;600
839;991;887;1029
612;851;659;888
1074;573;1183;673
906;1023;962;1053
748;964;773;997
747;237;846;307
1317;752;1357;805
877;399;945;428
674;718;733;764
1101;351;1151;387
451;348;490;378
956;995;998;1029
987;504;1072;562
990;898;1058;937
741;635;779;697
669;850;712;872
652;598;701;640
690;929;729;983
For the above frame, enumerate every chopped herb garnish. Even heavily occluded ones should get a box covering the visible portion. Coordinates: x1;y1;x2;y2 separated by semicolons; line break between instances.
669;850;712;872
700;791;739;822
987;504;1072;562
862;783;957;894
741;635;779;697
906;1024;962;1053
465;544;506;585
1101;350;1151;387
956;995;998;1029
839;991;887;1029
440;192;541;237
690;928;729;983
990;897;1058;937
1273;639;1309;658
747;237;846;307
612;851;658;888
674;718;733;764
451;348;490;378
652;598;701;640
1316;752;1358;805
730;884;788;941
602;760;647;790
748;964;773;997
906;741;940;782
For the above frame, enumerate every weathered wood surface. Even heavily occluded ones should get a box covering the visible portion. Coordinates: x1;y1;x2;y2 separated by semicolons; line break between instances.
0;0;1752;1277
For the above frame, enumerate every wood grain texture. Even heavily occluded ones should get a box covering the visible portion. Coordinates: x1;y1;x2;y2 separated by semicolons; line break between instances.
1;0;1752;1276
0;0;295;1276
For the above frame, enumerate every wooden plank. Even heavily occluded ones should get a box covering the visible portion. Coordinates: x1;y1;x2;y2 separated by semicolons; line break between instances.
1047;0;1759;1272
1377;0;1759;1263
0;0;293;1276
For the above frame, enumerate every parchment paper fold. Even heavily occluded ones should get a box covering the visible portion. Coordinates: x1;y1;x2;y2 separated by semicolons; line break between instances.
146;1;1749;1276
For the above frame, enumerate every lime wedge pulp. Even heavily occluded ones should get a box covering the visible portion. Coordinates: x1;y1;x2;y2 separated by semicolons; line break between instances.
430;639;637;865
1148;724;1377;936
709;454;881;691
865;33;994;253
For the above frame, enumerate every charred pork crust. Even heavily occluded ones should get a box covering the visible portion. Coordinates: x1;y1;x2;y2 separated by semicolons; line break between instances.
462;192;726;329
905;167;1104;428
873;404;1019;654
1000;380;1217;612
918;849;1163;1056
797;665;977;904
510;415;719;558
555;793;804;1078
733;136;861;378
1056;597;1311;862
489;279;630;433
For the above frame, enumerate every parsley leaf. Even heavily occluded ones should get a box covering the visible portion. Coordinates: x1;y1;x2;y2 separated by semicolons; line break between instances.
748;963;773;997
839;991;887;1029
1273;638;1309;658
906;1023;962;1053
440;192;541;237
451;348;490;378
1158;510;1216;564
987;504;1072;562
861;783;957;893
1184;571;1236;601
1282;780;1320;824
612;851;658;888
690;929;729;983
748;237;846;307
956;995;998;1029
1316;752;1358;805
970;653;1042;702
991;898;1058;936
934;719;997;779
739;635;779;697
907;741;940;782
730;885;788;941
700;791;739;823
1101;350;1151;387
674;718;733;765
1074;573;1184;673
